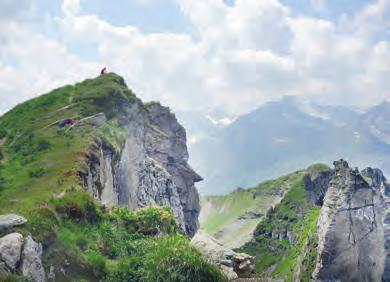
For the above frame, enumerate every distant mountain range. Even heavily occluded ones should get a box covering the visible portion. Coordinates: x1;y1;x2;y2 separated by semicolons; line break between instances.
178;97;390;195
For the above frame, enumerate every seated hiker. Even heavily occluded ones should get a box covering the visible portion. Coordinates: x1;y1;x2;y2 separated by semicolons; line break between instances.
58;118;76;127
100;67;107;75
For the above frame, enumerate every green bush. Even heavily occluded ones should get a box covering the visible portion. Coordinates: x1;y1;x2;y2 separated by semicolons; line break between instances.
111;206;179;236
85;250;107;278
27;207;60;245
0;176;7;191
29;167;46;178
0;128;7;139
97;222;126;258
36;139;51;152
53;191;100;223
103;257;143;282
76;236;89;251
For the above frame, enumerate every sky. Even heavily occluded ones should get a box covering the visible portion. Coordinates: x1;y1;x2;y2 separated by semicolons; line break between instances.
0;0;389;118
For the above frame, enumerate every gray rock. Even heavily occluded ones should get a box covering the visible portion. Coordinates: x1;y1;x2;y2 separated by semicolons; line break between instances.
86;112;107;127
21;235;46;282
232;253;255;278
362;167;390;194
304;169;332;206
82;139;118;207
224;250;235;259
0;214;27;232
220;259;233;267
83;100;202;236
0;232;23;270
48;266;55;281
220;264;238;280
313;159;385;281
0;261;10;276
190;230;254;278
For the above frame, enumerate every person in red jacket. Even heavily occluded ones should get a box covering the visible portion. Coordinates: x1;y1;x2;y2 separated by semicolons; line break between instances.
100;67;107;75
58;118;76;127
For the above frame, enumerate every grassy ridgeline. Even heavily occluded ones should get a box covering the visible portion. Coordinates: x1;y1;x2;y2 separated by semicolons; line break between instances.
238;169;325;281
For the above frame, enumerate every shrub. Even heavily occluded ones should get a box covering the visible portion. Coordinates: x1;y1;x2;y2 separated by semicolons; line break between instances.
28;207;60;246
103;257;143;282
0;128;6;139
53;191;100;223
97;222;123;258
111;206;179;236
36;139;51;152
0;176;7;190
29;167;46;178
76;236;89;251
85;250;107;278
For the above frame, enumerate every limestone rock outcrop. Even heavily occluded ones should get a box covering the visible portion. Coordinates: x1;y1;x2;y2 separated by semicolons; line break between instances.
21;235;46;282
304;169;332;206
0;232;23;271
313;160;386;281
0;214;27;232
191;230;254;279
81;83;202;237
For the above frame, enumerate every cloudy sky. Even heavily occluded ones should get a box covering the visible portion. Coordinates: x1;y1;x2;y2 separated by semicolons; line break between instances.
0;0;389;117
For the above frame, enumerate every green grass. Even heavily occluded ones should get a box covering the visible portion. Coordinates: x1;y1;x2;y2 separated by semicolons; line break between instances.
306;163;331;174
0;73;134;216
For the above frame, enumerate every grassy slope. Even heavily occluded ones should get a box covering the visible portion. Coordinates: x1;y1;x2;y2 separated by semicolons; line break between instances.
0;73;134;215
0;73;225;282
238;165;330;281
200;173;299;248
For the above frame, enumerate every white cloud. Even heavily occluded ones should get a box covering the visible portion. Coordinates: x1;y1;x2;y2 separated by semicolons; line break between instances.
0;0;388;117
62;0;81;17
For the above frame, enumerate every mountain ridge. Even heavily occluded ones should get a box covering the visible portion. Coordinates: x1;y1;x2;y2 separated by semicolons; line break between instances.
185;96;390;195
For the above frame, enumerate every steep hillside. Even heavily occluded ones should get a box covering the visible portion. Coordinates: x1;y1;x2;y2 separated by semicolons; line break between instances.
0;73;225;281
199;168;313;248
186;97;390;194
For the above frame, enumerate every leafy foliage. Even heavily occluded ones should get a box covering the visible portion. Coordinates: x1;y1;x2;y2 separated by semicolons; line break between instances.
53;191;101;223
28;167;46;178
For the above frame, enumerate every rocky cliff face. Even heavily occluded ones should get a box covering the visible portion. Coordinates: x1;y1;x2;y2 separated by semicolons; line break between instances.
82;96;201;236
362;166;390;280
313;160;386;281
